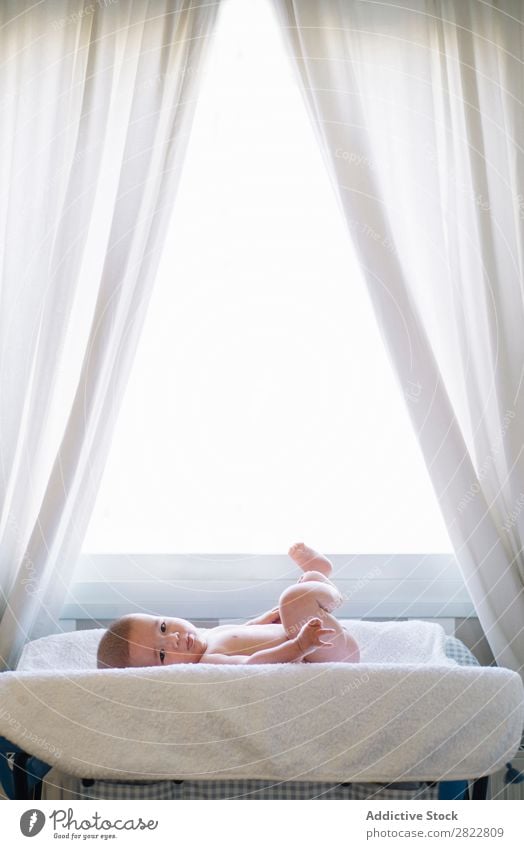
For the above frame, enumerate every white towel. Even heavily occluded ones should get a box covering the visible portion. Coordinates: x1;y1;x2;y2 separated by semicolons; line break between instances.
347;619;455;665
1;621;522;783
17;619;453;671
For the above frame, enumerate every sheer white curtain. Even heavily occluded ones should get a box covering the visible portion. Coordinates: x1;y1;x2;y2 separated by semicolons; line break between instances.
0;0;220;670
271;0;524;674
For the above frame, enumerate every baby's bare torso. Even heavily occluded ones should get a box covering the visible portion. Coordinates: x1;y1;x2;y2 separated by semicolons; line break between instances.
201;624;288;658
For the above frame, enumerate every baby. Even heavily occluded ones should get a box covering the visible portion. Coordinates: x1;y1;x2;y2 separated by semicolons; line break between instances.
97;543;360;668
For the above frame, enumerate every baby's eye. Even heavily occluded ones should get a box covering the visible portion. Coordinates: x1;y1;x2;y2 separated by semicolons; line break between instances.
160;621;166;633
159;649;166;664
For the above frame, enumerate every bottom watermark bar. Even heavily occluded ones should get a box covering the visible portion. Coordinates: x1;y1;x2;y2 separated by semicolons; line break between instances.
0;800;521;847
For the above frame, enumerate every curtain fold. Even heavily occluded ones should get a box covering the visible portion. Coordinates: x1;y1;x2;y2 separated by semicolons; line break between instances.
270;0;524;674
0;0;220;670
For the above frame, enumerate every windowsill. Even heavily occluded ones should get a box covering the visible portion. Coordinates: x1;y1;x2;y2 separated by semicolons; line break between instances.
65;552;474;621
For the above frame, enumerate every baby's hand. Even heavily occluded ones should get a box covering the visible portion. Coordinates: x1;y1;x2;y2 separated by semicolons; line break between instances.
296;617;335;654
264;607;281;624
245;607;281;626
257;607;280;625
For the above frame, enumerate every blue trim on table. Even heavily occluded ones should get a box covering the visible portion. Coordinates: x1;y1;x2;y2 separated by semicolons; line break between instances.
0;737;51;800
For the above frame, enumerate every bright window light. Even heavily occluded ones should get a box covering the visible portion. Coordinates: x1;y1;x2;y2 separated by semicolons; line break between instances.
82;0;452;554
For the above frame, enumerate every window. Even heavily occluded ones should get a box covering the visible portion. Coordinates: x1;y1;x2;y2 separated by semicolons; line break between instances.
82;0;452;555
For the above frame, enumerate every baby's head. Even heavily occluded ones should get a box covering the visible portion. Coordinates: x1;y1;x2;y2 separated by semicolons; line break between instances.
97;613;206;669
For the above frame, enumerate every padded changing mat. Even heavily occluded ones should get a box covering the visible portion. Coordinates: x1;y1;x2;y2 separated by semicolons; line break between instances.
1;621;522;783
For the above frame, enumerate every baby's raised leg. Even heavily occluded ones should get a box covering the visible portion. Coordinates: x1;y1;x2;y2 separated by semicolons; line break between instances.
278;580;359;663
288;542;333;577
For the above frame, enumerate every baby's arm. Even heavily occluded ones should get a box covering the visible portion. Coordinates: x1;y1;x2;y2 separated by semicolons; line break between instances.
202;619;334;665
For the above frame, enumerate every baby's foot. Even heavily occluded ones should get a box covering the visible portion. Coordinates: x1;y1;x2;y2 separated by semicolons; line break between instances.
288;542;333;577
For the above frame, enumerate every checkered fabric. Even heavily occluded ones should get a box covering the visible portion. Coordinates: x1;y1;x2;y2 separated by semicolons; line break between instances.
445;636;480;666
41;636;475;800
71;778;437;801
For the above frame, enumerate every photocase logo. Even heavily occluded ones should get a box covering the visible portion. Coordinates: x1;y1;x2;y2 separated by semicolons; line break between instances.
20;809;46;837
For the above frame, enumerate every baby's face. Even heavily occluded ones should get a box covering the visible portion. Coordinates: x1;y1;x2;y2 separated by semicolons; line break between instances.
127;614;205;667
